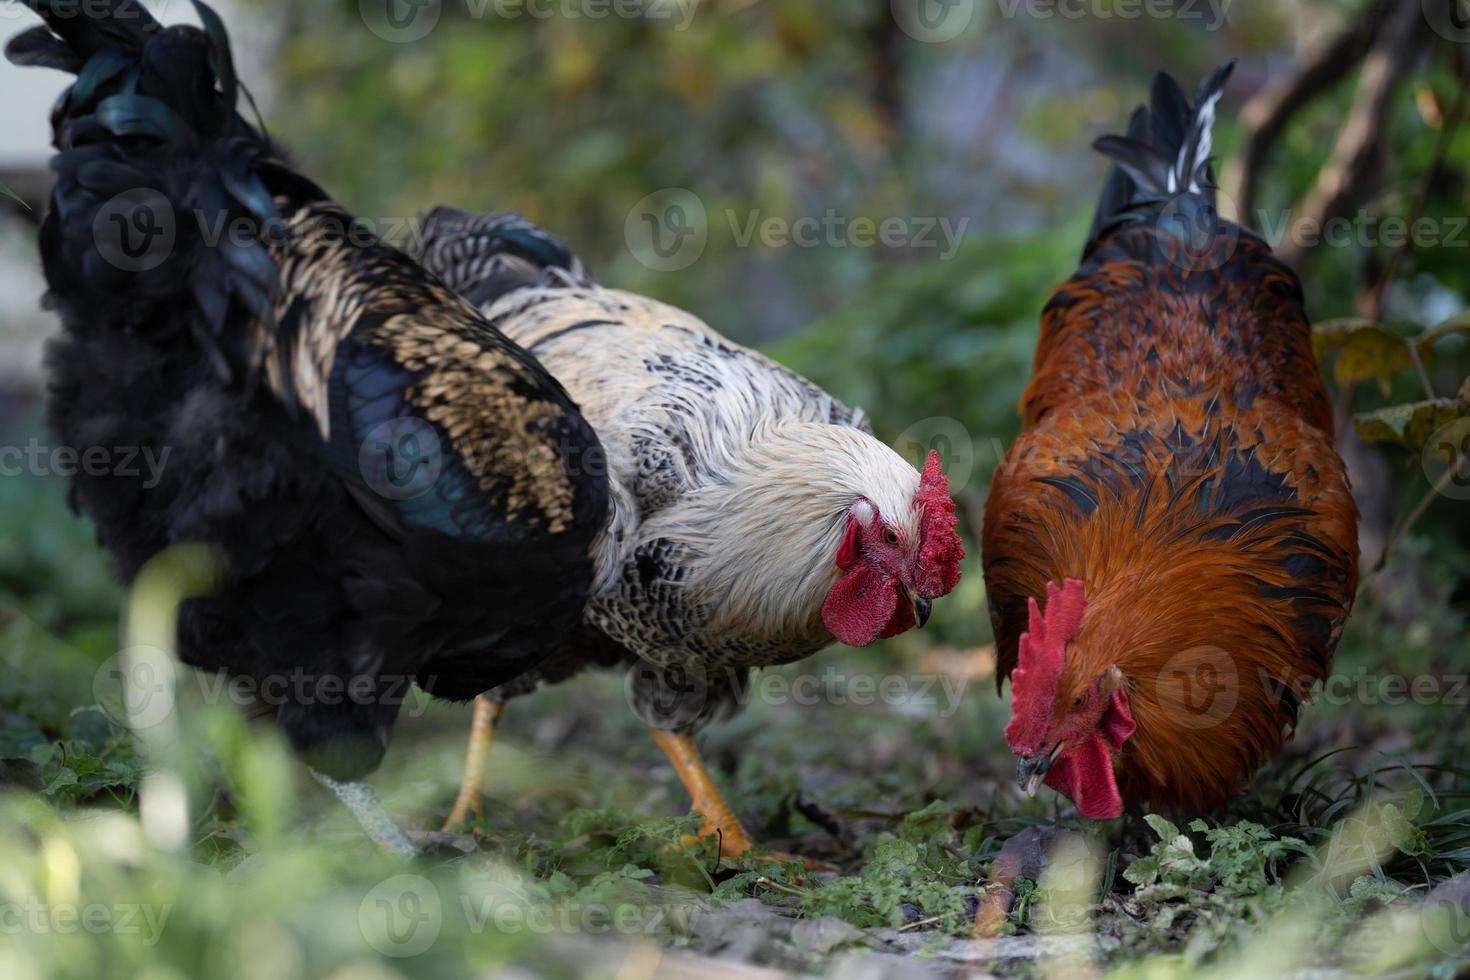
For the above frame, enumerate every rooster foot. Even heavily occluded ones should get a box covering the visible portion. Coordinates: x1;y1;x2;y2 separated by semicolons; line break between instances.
441;696;504;832
312;770;416;857
972;826;1098;938
676;827;836;873
649;727;837;873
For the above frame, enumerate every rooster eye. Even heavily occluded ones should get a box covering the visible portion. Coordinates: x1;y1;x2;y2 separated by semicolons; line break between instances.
1071;696;1083;708
883;529;899;545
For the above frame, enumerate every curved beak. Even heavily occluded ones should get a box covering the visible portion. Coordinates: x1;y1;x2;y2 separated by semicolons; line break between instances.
903;587;932;628
1016;742;1064;798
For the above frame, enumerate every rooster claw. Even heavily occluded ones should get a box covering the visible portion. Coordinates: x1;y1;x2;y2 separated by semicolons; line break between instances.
672;832;836;875
750;849;838;875
972;825;1080;939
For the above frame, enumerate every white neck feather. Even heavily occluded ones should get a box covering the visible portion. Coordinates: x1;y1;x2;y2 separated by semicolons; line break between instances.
673;419;922;646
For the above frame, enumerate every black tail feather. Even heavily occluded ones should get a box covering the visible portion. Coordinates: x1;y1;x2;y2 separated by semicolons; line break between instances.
9;0;292;381
16;0;159;58
413;207;595;308
4;24;79;70
1086;61;1235;249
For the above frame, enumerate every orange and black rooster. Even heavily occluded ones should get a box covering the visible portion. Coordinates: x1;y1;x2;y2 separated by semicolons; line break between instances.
9;0;609;851
982;64;1358;819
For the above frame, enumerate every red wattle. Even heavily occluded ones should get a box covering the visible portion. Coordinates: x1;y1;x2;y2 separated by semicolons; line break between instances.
822;566;898;647
1046;735;1124;820
1103;688;1136;749
879;596;915;639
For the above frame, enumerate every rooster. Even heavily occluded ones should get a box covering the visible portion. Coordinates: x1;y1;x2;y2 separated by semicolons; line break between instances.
982;64;1358;820
8;0;610;851
412;207;966;859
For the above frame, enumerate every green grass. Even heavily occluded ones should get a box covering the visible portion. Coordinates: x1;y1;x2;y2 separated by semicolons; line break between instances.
0;452;1465;978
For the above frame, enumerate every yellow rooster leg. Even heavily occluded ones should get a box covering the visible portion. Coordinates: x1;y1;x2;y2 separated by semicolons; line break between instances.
650;727;757;855
441;696;504;831
650;728;833;871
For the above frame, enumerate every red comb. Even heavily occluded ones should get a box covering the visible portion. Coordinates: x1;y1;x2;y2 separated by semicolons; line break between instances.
913;451;964;597
1003;579;1087;754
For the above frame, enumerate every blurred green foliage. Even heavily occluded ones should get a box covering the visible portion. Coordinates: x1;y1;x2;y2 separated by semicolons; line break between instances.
263;0;1378;339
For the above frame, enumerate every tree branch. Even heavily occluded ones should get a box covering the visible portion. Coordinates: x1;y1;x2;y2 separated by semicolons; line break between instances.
1274;0;1430;272
1358;48;1470;320
1226;0;1395;227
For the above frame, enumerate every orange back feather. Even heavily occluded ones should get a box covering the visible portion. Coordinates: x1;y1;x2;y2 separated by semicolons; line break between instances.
983;226;1358;813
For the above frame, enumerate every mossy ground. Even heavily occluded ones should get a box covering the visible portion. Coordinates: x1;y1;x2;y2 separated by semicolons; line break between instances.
1;435;1466;977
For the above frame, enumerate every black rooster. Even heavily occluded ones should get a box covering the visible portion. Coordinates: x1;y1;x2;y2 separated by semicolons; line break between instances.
8;0;608;850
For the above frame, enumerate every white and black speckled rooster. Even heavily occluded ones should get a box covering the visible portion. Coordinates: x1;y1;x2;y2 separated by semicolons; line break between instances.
414;208;966;862
7;0;610;851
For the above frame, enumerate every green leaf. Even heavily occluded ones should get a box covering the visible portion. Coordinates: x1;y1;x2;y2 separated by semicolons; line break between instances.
1381;805;1412;848
1312;318;1414;393
1123;855;1160;886
44;767;79;797
1402;788;1426;821
1417;310;1470;352
1162;833;1199;864
0;181;30;210
1353;398;1470;450
1143;813;1179;842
